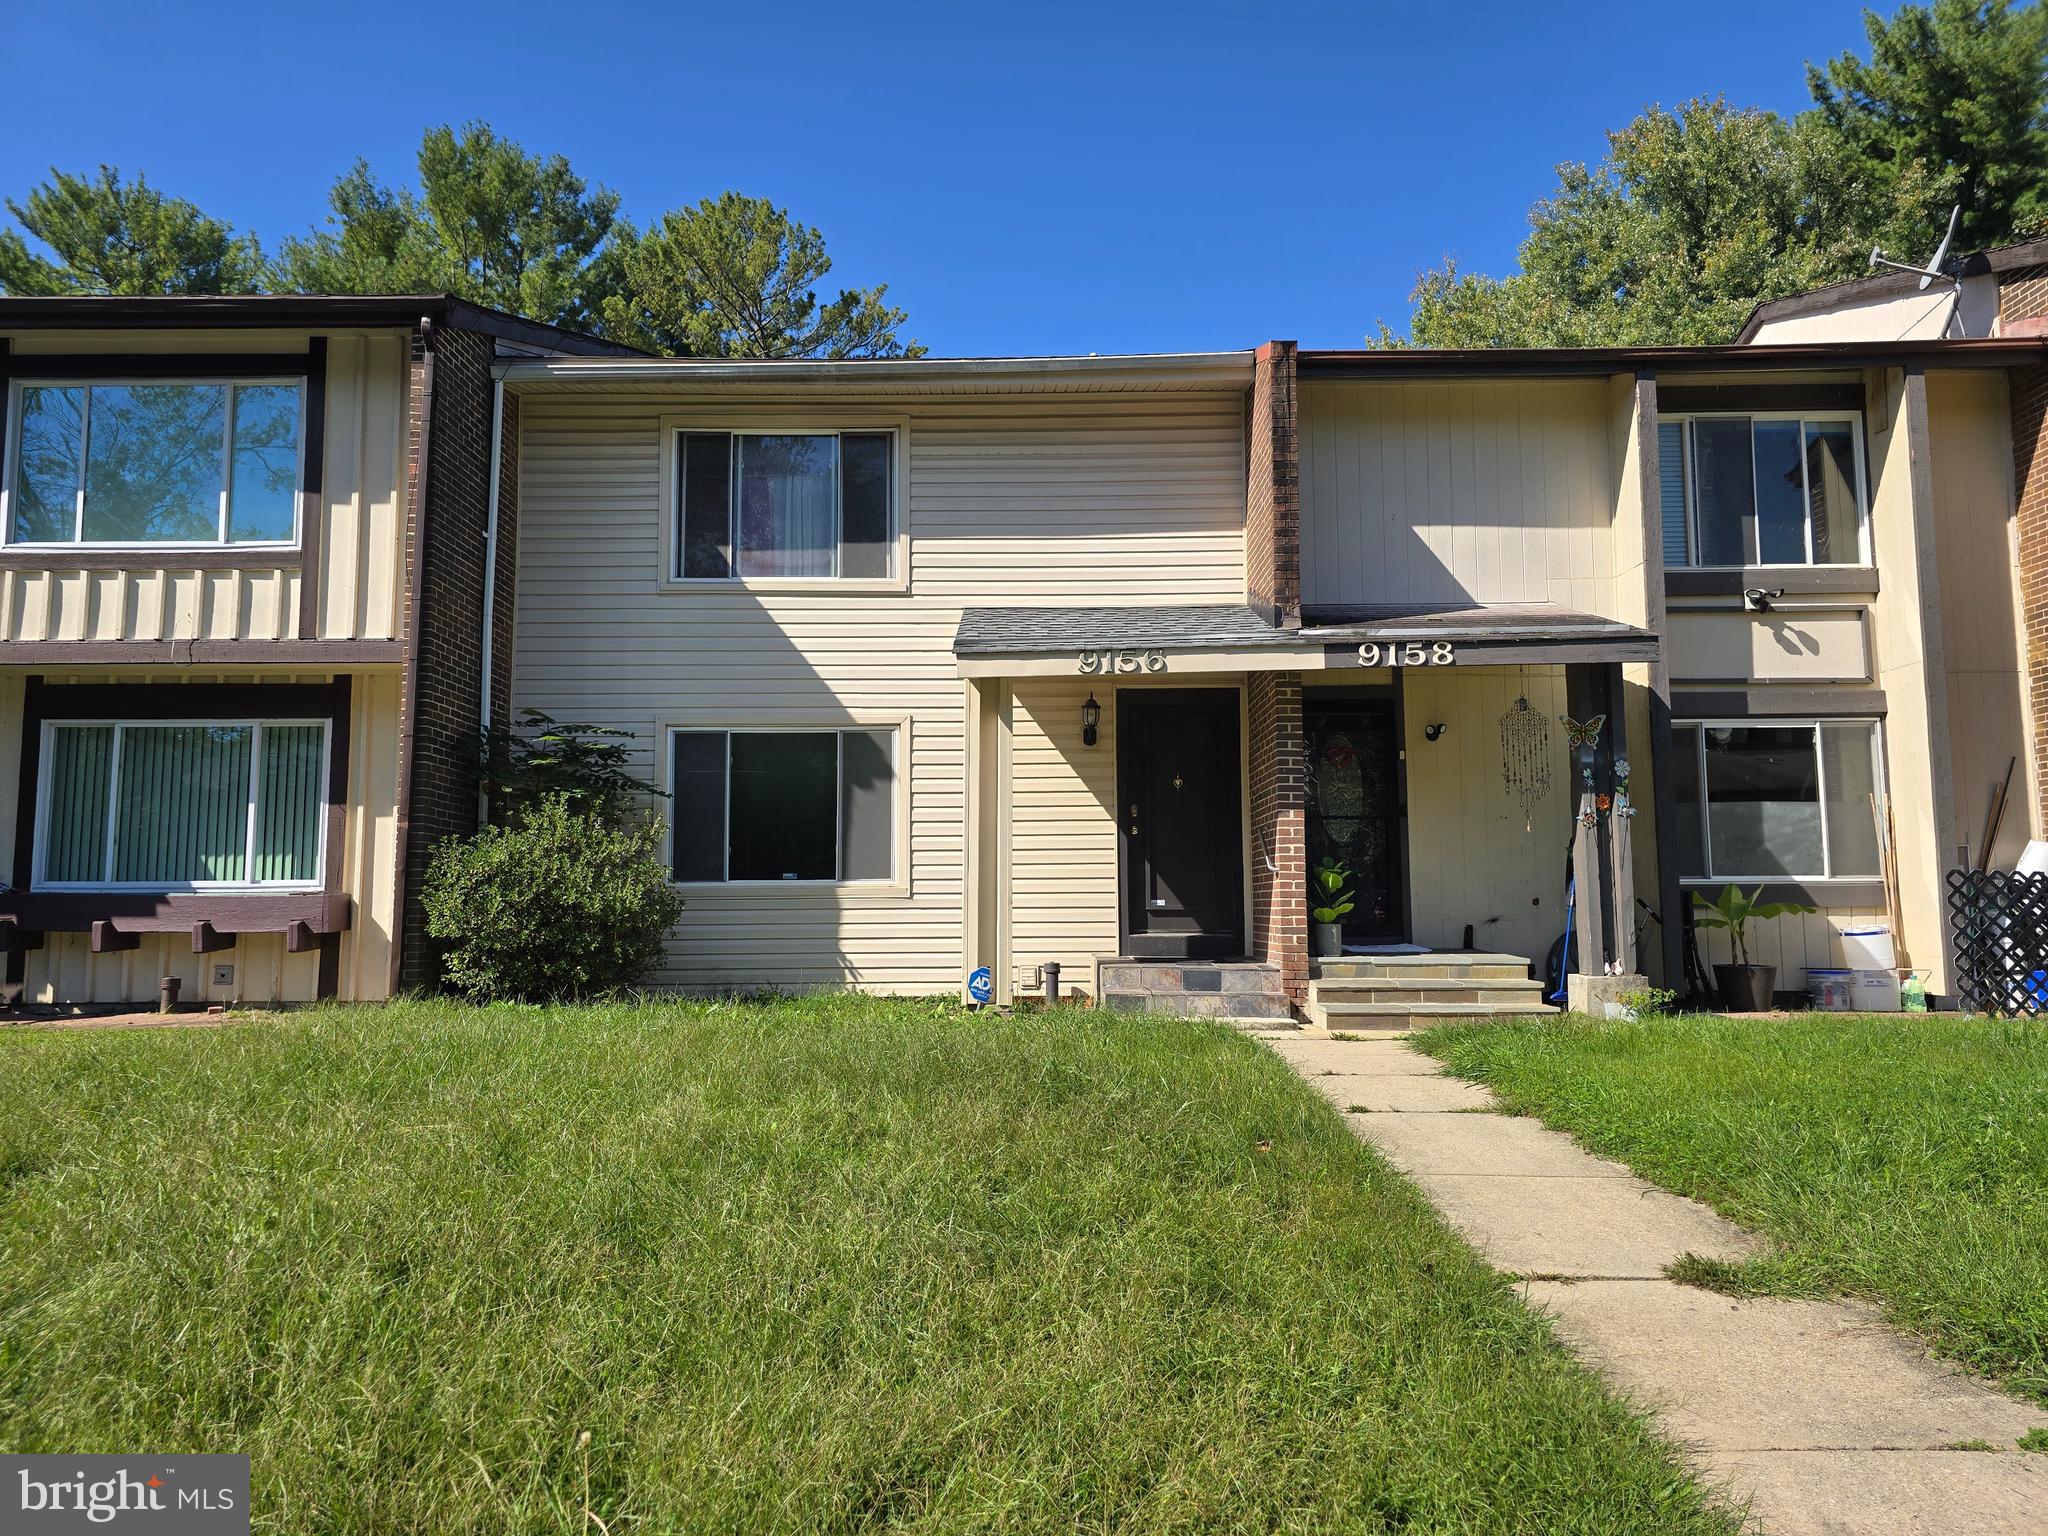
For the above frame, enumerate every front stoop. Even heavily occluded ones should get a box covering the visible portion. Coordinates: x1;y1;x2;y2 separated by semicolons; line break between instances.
1098;961;1296;1027
1307;952;1554;1034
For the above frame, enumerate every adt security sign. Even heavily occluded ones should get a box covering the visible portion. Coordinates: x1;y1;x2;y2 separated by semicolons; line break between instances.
967;966;994;1005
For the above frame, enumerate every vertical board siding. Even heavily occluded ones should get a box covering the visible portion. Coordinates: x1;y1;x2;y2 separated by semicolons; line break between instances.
1928;370;2034;869
0;667;401;1006
1397;666;1572;965
512;392;1246;994
1695;906;1892;994
1299;379;1621;614
0;331;406;645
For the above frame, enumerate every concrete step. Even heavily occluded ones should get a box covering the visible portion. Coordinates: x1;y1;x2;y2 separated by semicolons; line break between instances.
1308;999;1556;1033
1311;952;1532;982
1310;977;1549;1007
1103;990;1293;1020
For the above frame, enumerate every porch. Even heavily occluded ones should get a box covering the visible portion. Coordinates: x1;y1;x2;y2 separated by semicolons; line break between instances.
955;603;1663;1020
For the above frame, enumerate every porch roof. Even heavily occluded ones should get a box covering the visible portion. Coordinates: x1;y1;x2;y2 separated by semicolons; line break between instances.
952;601;1659;676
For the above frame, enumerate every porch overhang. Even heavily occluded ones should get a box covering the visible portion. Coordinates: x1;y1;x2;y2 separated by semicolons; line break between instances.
952;602;1658;677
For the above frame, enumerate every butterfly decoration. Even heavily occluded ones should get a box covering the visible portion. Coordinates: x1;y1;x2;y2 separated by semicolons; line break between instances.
1559;714;1606;751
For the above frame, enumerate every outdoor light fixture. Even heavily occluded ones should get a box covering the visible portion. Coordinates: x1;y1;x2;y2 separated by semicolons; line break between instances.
1424;722;1447;742
1081;693;1101;747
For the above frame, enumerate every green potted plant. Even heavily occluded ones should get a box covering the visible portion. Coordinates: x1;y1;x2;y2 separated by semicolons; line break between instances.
1310;857;1355;959
1691;883;1815;1012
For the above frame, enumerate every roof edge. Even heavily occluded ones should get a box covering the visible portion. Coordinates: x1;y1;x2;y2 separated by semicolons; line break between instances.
501;350;1256;388
1299;336;2045;377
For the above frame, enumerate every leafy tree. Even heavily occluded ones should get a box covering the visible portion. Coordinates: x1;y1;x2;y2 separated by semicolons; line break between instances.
601;193;923;358
0;167;266;296
274;123;622;332
1389;2;2047;347
1808;0;2048;251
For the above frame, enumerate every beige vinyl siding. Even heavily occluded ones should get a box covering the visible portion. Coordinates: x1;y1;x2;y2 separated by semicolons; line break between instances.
0;668;402;1006
512;390;1246;994
1006;679;1119;994
1927;369;2035;869
1395;665;1572;965
1298;379;1622;615
0;330;408;645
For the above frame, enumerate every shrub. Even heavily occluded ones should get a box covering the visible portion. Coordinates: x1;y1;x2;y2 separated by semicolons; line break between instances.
422;793;684;1002
476;709;665;825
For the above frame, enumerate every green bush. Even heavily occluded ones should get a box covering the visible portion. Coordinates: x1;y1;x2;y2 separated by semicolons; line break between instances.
422;793;683;1002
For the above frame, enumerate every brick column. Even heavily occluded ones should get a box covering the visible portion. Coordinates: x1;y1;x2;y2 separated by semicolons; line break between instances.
1247;341;1300;629
1248;670;1308;1006
2003;270;2048;832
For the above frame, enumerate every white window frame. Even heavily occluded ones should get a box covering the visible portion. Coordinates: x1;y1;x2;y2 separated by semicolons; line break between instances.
0;377;307;551
1673;716;1885;886
662;721;909;892
1660;411;1871;570
658;415;908;593
33;718;330;892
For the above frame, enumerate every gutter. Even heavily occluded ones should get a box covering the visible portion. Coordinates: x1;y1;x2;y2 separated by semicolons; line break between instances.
388;316;437;999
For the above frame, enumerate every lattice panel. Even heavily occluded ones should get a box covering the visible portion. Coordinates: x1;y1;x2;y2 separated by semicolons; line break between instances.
1946;869;2048;1017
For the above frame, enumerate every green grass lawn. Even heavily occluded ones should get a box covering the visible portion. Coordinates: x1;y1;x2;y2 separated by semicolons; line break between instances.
0;998;1735;1534
1417;1012;2048;1406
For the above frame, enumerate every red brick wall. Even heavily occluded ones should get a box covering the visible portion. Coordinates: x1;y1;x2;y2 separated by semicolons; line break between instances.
398;324;502;989
2006;271;2048;831
1246;341;1301;629
1248;670;1307;1005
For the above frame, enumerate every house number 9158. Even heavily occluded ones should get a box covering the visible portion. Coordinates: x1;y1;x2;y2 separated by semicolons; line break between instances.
1079;649;1166;674
1359;640;1455;667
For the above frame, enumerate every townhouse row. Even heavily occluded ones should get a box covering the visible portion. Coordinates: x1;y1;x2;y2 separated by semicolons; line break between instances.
4;243;2046;1014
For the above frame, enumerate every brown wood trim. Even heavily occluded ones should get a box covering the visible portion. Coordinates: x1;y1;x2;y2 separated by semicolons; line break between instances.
1673;687;1887;717
13;676;44;892
322;675;352;990
4;890;351;935
0;352;318;378
1665;567;1879;597
0;547;304;571
0;638;400;666
1657;383;1866;414
297;337;328;641
1683;879;1887;910
33;680;342;719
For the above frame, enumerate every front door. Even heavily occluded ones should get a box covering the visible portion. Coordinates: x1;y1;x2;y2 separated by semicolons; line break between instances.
1118;688;1245;958
1304;697;1405;940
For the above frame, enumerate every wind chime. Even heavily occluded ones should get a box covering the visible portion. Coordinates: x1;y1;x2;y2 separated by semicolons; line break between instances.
1497;696;1552;831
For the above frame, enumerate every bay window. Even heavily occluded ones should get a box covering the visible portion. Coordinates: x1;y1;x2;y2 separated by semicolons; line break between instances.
675;429;894;580
6;379;303;547
1671;720;1883;883
1659;414;1867;568
669;727;898;883
38;720;326;889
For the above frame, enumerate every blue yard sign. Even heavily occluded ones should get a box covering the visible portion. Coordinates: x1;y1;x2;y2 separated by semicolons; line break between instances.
967;966;993;1004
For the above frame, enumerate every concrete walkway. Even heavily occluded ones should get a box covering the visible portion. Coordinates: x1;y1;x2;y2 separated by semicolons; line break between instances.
1266;1033;2048;1536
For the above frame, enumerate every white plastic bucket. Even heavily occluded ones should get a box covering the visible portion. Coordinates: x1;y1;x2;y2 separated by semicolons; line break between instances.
1849;968;1901;1012
1840;927;1896;970
1808;969;1853;1011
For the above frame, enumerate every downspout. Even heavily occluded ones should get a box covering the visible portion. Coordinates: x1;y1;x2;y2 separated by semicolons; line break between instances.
389;315;437;999
479;368;507;765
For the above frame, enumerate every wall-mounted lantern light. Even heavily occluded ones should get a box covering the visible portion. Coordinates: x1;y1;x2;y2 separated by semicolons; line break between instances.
1081;693;1101;747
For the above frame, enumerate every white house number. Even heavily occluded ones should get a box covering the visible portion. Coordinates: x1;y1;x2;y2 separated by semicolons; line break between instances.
1358;640;1456;667
1079;649;1166;675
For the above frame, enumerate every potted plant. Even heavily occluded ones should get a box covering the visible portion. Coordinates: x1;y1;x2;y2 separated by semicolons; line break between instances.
1691;883;1815;1012
1310;857;1355;959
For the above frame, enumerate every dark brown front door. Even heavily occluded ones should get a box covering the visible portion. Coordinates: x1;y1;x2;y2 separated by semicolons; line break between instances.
1118;688;1244;959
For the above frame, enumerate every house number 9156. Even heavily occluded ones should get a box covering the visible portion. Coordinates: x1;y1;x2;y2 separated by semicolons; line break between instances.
1359;640;1455;667
1079;649;1166;674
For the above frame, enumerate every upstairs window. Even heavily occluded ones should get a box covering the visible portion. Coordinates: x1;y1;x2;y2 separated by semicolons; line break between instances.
675;430;894;580
1659;414;1866;568
5;380;303;547
38;720;326;889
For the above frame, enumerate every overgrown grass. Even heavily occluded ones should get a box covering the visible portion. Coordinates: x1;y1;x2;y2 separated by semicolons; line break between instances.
1417;1012;2048;1405
0;998;1734;1533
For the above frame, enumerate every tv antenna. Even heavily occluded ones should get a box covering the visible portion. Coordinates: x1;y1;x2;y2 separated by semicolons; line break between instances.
1869;204;1961;289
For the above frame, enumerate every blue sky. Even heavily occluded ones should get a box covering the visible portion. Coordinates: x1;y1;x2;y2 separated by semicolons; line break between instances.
3;0;1880;354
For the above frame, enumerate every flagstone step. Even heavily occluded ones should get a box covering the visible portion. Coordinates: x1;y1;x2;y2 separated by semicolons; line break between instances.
1312;953;1532;982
